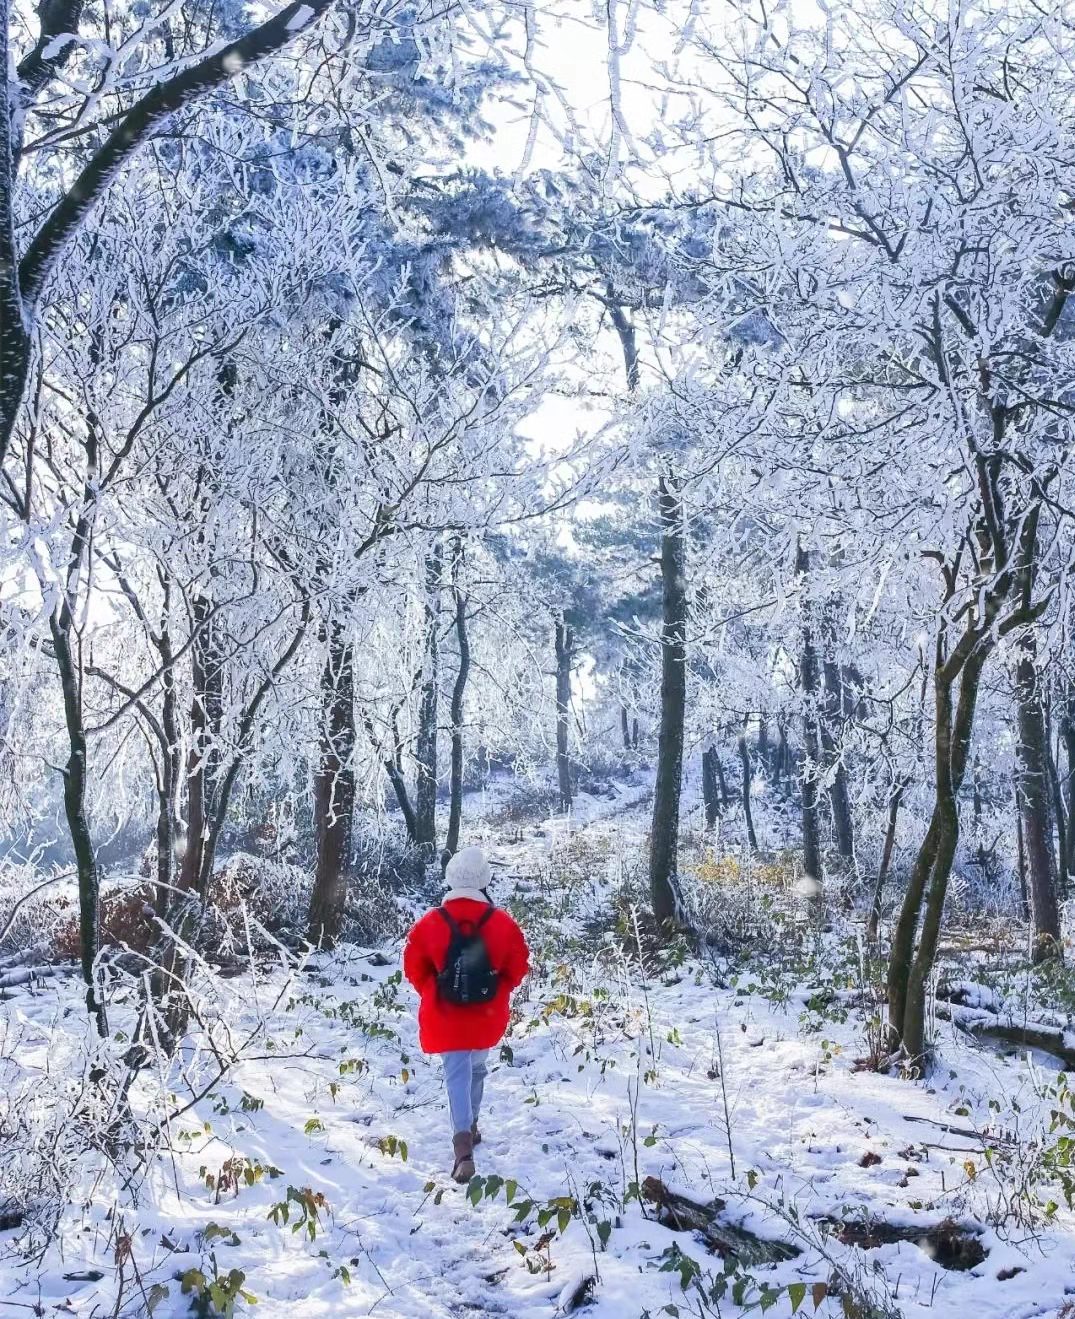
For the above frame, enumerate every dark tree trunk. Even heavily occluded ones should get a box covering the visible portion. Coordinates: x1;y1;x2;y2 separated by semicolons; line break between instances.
154;615;181;915
701;748;720;829
775;723;789;788
0;322;28;475
1062;692;1075;879
887;439;1048;1065
445;540;470;856
757;718;770;772
796;547;824;883
1014;642;1062;962
1015;785;1029;922
178;590;222;896
649;473;687;926
738;729;758;852
0;5;29;470
42;399;106;1034
414;544;442;860
1046;705;1068;891
367;705;419;841
888;643;987;1065
621;705;632;753
821;654;854;863
1049;744;1067;890
50;610;106;1035
308;624;356;947
555;618;574;813
632;717;640;749
867;781;905;945
715;753;732;808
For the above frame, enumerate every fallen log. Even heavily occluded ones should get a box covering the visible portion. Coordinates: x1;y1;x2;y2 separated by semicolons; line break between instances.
640;1177;800;1266
817;1215;987;1272
0;941;51;971
935;1003;1075;1070
0;963;73;991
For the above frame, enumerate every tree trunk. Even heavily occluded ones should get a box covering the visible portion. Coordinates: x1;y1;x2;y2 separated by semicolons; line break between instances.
775;723;789;788
445;540;470;857
178;590;222;896
649;472;687;926
1014;642;1062;962
414;544;442;860
366;705;419;840
821;654;854;863
738;729;758;852
1063;692;1075;879
757;718;770;772
621;705;632;753
1016;785;1029;922
888;645;987;1064
1046;706;1068;891
0;315;28;476
153;613;181;916
867;781;904;945
796;547;824;883
0;2;29;472
50;610;106;1035
555;618;574;813
715;753;732;808
307;624;356;947
701;748;720;829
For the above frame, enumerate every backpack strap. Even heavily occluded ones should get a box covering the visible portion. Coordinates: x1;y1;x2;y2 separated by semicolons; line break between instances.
437;904;495;936
436;907;463;938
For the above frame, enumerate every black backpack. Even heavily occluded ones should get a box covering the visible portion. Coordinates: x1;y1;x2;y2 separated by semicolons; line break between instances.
436;905;499;1005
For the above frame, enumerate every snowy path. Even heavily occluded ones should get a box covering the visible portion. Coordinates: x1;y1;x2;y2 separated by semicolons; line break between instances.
5;790;1075;1318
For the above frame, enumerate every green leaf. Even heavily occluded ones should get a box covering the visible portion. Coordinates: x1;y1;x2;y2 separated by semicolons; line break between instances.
788;1282;807;1314
180;1269;206;1296
596;1220;612;1249
469;1179;484;1206
557;1207;571;1234
147;1283;170;1316
505;1179;518;1204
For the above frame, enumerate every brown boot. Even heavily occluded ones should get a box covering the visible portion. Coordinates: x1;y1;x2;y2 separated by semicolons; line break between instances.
471;1122;482;1146
452;1131;475;1183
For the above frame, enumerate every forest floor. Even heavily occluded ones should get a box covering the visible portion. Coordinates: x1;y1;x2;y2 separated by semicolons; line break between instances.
4;784;1075;1319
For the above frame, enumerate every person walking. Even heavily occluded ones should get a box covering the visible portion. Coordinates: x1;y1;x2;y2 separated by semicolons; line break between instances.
403;846;529;1183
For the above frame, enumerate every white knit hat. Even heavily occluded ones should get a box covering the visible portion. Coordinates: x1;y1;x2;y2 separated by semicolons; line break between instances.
444;845;491;891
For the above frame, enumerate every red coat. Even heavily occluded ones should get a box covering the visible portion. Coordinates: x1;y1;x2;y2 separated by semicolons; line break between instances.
403;898;530;1054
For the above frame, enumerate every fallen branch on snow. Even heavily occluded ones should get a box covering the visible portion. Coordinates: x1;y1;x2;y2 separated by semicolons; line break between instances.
935;996;1075;1070
817;1215;987;1271
0;963;74;990
641;1176;800;1265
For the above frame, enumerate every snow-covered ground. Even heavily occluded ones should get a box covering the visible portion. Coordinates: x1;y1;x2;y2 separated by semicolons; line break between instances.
3;785;1075;1319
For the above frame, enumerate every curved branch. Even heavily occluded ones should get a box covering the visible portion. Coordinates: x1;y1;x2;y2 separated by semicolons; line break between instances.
18;0;336;307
